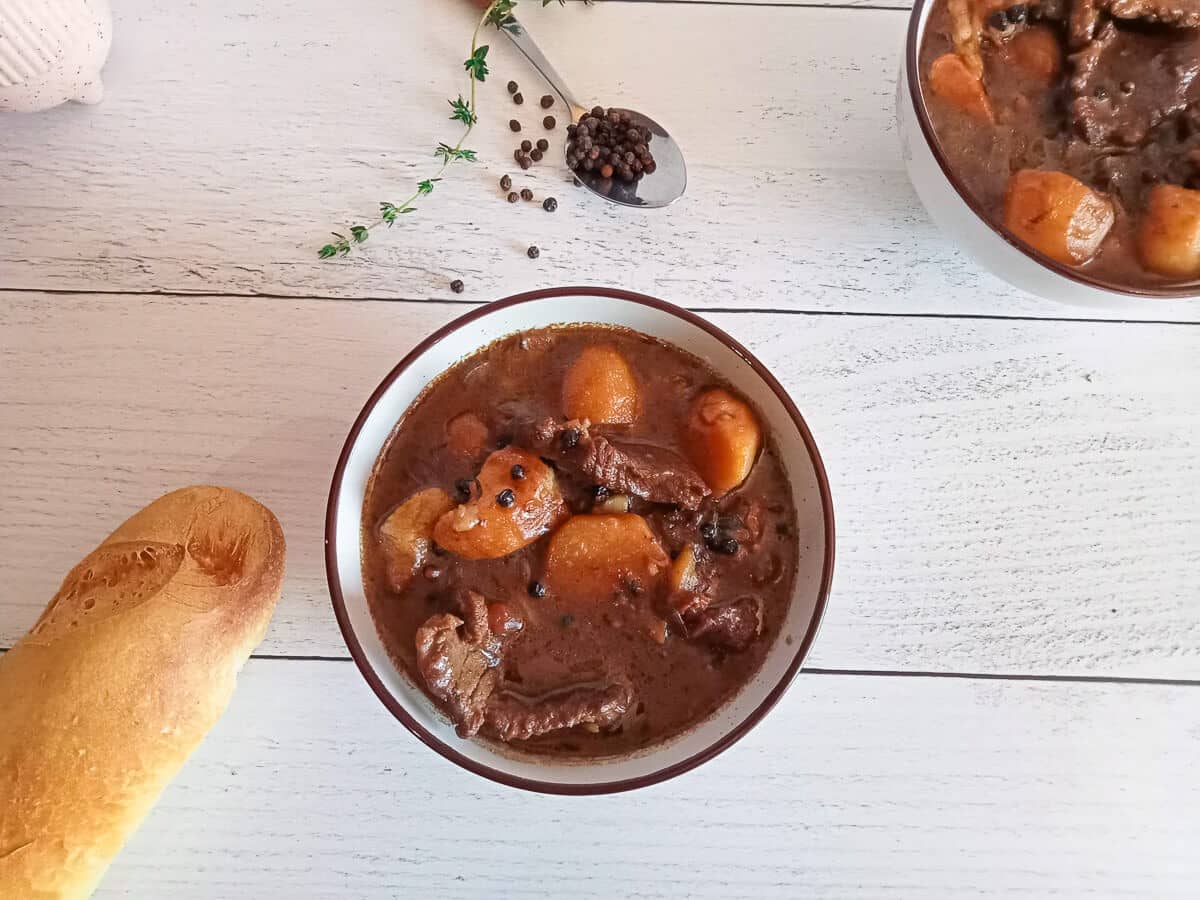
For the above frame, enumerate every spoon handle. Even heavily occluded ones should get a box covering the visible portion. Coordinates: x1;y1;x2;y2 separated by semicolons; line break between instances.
498;17;588;123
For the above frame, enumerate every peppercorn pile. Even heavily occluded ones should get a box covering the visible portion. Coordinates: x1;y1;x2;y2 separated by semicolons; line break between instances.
566;107;656;183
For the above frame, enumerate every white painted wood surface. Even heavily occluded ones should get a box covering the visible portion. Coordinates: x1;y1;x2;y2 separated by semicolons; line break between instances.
3;291;1199;676
2;0;1198;895
91;659;1199;899
2;0;1199;321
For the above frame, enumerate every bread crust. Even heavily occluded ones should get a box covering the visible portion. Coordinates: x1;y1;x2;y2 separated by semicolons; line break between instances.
0;486;285;899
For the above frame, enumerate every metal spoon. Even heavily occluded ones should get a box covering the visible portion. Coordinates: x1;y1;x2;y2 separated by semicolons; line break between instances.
500;15;686;208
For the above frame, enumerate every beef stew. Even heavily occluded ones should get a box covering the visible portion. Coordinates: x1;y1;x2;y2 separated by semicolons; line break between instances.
361;325;799;757
920;0;1200;289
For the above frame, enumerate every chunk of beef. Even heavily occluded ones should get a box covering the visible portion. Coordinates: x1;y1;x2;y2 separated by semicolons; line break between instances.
1069;20;1200;148
413;589;503;737
684;597;764;652
484;680;635;741
519;418;711;510
1100;0;1200;26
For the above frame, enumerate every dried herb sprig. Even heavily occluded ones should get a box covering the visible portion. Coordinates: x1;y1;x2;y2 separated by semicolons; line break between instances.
318;0;575;259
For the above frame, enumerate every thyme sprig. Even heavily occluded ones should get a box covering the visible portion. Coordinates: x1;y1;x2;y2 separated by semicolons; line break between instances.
318;0;576;259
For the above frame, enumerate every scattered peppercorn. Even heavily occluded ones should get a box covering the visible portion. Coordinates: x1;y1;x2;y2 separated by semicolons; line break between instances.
540;94;554;109
543;115;556;130
560;426;580;449
513;92;524;105
591;484;609;500
499;174;512;191
561;614;575;627
527;245;540;259
455;478;473;500
507;191;519;203
530;148;543;162
536;138;549;152
518;155;532;170
700;522;718;540
521;139;532;152
509;119;522;132
507;80;519;94
543;197;558;212
520;188;534;201
496;488;516;507
450;279;464;294
528;580;547;598
718;537;740;555
510;464;526;480
1008;3;1028;23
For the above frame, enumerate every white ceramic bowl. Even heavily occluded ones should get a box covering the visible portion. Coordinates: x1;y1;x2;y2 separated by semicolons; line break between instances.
325;287;835;794
897;0;1199;307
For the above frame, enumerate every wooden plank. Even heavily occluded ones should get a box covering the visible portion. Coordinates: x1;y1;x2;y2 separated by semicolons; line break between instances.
3;291;1199;677
93;659;1199;898
2;0;1197;321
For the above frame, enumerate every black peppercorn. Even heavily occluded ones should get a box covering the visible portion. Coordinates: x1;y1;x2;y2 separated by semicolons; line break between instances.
561;614;575;628
496;488;515;507
527;245;540;259
518;156;532;170
543;197;558;212
450;278;464;294
510;464;526;480
591;484;609;500
700;522;717;540
500;174;512;191
507;80;519;94
521;139;532;152
528;580;547;598
718;537;740;555
507;191;519;203
455;478;473;500
1008;3;1028;23
560;426;580;449
520;188;534;201
540;94;554;108
509;119;521;132
530;148;543;162
987;9;1008;29
543;115;556;129
536;138;549;151
513;92;524;105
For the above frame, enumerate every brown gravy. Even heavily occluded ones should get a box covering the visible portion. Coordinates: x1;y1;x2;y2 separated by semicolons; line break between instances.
361;325;799;757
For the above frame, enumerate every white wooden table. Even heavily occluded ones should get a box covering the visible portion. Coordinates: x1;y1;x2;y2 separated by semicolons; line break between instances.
2;0;1199;896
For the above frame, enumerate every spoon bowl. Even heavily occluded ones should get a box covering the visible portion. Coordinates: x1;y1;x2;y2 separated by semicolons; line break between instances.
501;17;687;208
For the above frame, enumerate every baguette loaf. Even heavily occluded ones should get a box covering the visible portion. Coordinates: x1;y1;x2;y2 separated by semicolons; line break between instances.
0;486;285;899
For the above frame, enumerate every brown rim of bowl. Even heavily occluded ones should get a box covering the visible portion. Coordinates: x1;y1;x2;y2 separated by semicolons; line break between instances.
325;286;837;795
904;0;1199;300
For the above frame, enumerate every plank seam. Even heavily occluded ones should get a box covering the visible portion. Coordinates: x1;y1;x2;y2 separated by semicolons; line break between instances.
4;287;1199;328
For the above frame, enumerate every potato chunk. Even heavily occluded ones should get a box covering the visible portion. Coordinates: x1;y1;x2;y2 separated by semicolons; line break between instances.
1137;185;1200;279
682;388;762;496
445;411;490;458
928;52;993;123
1006;25;1062;84
1003;170;1115;266
433;448;568;560
544;514;669;601
379;487;455;590
562;345;641;425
